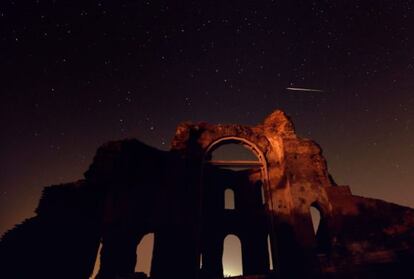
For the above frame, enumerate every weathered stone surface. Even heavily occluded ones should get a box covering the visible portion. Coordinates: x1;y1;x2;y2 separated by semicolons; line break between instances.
1;109;413;279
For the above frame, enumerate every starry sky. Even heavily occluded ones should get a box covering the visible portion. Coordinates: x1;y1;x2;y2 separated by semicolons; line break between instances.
0;0;413;260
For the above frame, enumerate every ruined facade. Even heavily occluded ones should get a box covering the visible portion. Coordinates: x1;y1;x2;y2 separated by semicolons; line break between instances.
1;110;414;279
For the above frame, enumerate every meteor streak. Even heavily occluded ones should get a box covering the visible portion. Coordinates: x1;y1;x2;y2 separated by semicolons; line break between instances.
286;87;324;92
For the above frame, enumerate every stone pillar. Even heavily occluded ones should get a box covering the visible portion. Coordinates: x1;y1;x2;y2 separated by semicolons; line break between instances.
241;230;270;275
200;231;224;278
151;227;199;279
97;231;141;279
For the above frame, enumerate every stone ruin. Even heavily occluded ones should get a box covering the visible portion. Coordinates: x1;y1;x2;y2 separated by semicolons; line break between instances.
1;110;414;279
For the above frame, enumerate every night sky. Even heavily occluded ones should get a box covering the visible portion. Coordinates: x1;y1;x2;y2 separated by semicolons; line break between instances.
1;0;413;268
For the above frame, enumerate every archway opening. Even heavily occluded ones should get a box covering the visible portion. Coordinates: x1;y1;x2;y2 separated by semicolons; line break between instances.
90;242;102;279
267;235;274;271
259;181;266;205
211;143;259;161
206;140;263;171
224;188;235;209
310;203;331;253
135;233;154;276
310;206;321;235
223;234;243;277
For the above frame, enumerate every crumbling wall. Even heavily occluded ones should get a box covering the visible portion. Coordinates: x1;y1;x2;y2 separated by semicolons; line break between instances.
85;139;201;279
318;188;414;278
0;181;102;279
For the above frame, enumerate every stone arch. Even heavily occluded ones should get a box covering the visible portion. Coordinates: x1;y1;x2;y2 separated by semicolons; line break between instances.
202;136;270;203
201;136;277;277
309;199;330;220
204;136;267;164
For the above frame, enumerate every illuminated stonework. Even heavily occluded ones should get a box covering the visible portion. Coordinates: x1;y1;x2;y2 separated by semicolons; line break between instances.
1;110;414;279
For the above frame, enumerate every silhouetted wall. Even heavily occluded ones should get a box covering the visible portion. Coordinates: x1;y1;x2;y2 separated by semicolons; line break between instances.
1;110;414;279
